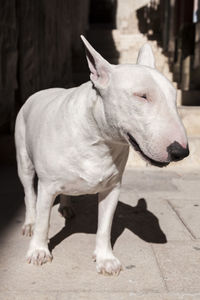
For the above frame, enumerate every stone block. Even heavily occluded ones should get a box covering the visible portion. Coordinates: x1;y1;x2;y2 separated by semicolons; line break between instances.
153;241;200;293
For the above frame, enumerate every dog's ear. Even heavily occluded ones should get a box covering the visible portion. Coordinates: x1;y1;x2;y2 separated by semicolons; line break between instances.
80;35;112;89
137;44;155;68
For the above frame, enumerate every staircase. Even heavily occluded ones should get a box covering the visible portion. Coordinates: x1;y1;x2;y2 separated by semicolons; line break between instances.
74;28;200;169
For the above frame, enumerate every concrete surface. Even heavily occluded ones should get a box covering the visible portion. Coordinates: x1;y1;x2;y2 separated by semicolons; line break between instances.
0;164;200;300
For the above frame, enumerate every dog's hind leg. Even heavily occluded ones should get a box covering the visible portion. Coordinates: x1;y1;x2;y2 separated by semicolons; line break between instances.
26;180;56;265
19;158;36;237
15;111;36;237
58;195;75;219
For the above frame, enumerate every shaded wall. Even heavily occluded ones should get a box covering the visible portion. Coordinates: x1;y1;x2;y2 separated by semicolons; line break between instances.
0;0;90;129
0;0;18;129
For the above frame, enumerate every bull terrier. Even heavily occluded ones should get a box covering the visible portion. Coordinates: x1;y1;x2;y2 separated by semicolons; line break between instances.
15;35;189;275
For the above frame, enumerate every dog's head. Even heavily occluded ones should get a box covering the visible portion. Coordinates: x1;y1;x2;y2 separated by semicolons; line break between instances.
81;36;189;167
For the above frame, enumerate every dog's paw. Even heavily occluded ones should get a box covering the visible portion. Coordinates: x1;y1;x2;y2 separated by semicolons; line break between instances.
22;223;34;237
58;206;75;219
96;256;122;276
26;247;52;265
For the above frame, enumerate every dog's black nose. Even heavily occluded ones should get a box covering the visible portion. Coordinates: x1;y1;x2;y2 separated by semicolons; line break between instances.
167;141;189;161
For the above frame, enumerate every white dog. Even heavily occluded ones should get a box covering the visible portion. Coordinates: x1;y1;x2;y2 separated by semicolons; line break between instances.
15;36;189;275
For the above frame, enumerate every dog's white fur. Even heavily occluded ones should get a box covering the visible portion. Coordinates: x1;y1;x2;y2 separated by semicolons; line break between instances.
15;36;188;275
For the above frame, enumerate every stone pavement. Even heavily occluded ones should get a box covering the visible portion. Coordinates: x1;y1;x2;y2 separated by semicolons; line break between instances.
0;164;200;300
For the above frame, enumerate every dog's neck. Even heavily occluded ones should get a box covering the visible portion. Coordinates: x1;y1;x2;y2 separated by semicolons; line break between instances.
91;84;127;146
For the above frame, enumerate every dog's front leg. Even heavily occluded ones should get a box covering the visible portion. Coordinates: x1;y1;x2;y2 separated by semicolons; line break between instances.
94;184;122;275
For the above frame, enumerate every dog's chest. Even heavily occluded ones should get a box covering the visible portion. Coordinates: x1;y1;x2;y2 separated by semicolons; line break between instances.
59;144;125;195
79;156;118;191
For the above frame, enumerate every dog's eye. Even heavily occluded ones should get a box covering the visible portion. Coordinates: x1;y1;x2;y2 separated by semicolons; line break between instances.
133;93;148;100
140;94;147;99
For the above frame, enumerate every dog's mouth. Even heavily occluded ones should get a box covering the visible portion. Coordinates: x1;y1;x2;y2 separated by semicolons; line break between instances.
127;133;169;168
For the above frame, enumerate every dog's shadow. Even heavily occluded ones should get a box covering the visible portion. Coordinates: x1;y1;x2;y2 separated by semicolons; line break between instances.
49;196;167;252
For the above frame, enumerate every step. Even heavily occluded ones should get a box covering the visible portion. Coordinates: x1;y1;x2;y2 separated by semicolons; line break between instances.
87;29;147;46
178;106;200;137
177;90;200;106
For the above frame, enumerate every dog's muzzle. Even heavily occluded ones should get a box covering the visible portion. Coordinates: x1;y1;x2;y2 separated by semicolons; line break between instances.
127;133;169;168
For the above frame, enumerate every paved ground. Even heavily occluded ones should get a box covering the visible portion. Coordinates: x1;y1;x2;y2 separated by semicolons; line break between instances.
0;159;200;300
